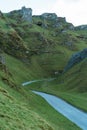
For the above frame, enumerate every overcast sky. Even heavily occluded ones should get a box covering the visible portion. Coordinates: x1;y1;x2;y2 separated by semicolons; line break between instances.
0;0;87;26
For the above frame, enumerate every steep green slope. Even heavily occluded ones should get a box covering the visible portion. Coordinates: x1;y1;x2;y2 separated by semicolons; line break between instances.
0;82;53;130
0;7;87;129
29;58;87;112
0;54;81;130
5;10;87;76
0;20;29;62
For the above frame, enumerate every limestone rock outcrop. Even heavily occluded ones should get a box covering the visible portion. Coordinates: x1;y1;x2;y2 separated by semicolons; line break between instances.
21;6;32;22
64;48;87;72
8;6;32;22
41;13;58;20
75;25;87;30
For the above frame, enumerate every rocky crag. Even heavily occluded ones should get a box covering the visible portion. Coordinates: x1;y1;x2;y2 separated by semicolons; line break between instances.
7;6;32;22
0;6;87;75
64;48;87;72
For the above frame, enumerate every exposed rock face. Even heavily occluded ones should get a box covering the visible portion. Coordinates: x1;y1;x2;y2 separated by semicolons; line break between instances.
40;13;74;30
8;6;32;22
75;25;87;30
64;48;87;72
21;6;32;22
42;13;58;20
41;13;66;24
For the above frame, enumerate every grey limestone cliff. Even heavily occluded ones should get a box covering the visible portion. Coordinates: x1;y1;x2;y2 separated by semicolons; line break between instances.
21;6;32;22
8;6;32;22
64;48;87;72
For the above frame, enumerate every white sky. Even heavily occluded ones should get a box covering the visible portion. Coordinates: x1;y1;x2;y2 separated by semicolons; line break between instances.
0;0;87;26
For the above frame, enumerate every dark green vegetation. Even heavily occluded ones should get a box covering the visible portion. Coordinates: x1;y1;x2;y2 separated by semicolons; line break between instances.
0;7;87;129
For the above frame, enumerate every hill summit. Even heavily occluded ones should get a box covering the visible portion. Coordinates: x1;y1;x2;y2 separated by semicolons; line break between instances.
8;6;32;22
0;6;87;75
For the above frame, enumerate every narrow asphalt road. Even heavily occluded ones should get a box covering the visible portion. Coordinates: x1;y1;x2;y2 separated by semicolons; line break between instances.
22;80;87;130
22;78;55;86
33;91;87;130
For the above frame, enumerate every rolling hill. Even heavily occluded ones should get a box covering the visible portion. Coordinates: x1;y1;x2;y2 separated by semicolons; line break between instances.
0;6;87;129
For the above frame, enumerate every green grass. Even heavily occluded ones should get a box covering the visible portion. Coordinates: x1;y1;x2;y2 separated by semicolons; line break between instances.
28;58;87;113
0;81;81;130
5;13;87;76
0;82;54;130
1;11;87;129
5;54;48;84
0;54;81;130
0;18;14;32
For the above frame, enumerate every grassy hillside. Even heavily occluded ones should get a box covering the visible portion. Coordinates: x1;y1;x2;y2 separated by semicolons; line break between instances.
0;54;81;130
7;15;87;75
0;7;87;129
29;58;87;112
3;10;87;76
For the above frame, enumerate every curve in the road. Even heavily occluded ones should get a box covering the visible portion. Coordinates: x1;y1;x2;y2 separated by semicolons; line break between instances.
33;91;87;130
22;78;55;86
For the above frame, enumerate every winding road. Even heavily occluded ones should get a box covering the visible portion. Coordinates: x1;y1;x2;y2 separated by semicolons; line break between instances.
22;78;55;86
33;91;87;130
22;80;87;130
